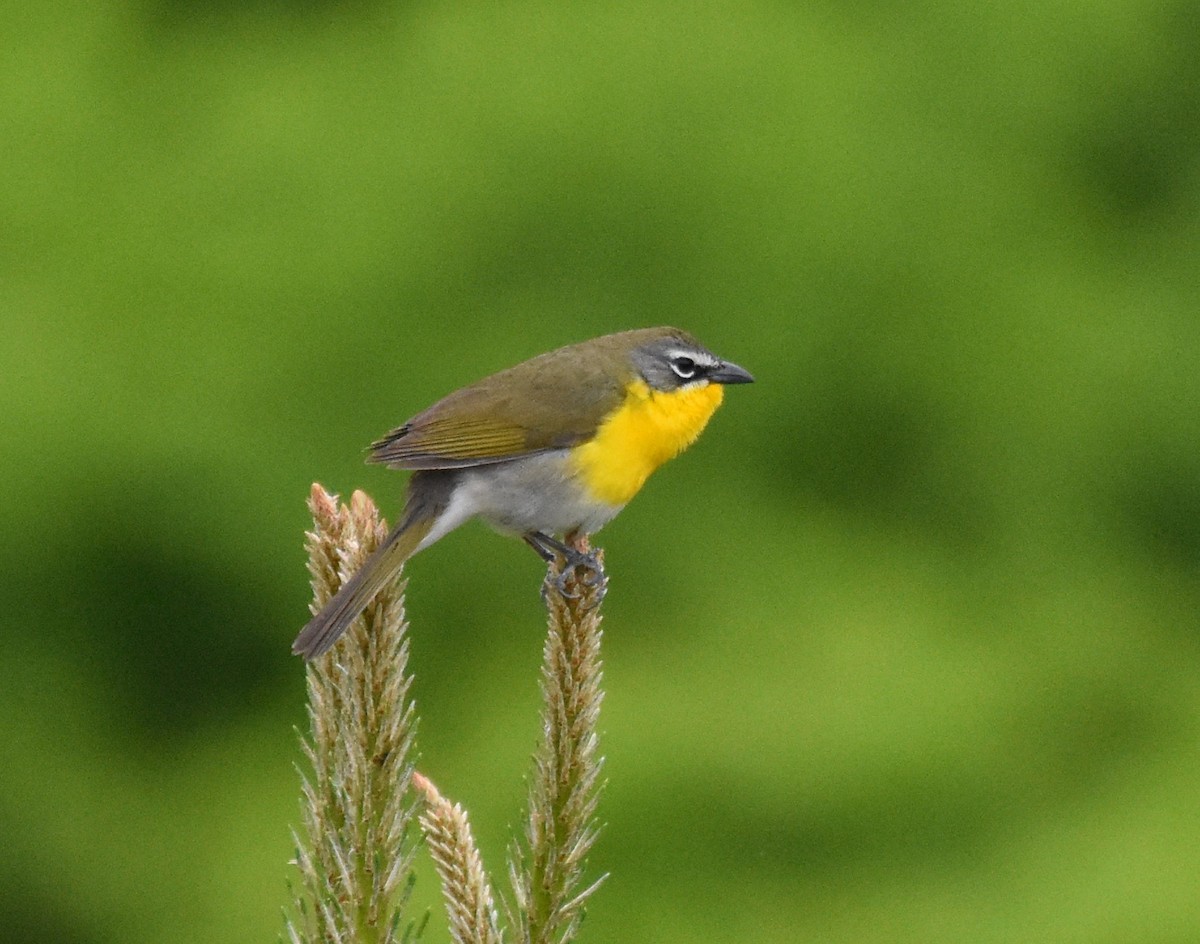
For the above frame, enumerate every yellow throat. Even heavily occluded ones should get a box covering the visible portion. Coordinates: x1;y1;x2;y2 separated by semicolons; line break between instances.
571;379;725;506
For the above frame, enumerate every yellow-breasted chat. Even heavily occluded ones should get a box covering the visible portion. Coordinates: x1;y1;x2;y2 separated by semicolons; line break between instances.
292;326;753;659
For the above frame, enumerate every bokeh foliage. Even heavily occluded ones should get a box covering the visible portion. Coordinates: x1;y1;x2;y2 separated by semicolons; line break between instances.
4;1;1199;942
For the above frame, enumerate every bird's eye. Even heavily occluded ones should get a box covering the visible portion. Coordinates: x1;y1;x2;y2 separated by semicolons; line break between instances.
670;356;698;379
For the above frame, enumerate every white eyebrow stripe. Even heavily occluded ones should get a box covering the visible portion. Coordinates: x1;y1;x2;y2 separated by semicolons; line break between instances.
664;348;721;367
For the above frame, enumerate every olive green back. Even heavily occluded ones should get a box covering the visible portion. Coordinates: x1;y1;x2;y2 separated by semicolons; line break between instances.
369;327;694;469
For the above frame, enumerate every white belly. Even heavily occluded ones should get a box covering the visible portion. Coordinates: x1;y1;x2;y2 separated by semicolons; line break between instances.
415;451;624;551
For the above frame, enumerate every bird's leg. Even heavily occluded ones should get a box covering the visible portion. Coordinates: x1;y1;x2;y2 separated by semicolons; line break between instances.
525;531;584;600
522;530;559;563
523;531;606;600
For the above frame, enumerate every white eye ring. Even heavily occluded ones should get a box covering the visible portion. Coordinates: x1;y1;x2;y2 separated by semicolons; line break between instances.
670;356;698;379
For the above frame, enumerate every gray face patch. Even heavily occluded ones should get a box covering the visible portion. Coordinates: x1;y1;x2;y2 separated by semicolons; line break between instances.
662;347;722;383
632;337;723;392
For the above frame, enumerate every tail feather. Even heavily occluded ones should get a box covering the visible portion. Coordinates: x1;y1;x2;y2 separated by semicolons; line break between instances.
292;514;431;660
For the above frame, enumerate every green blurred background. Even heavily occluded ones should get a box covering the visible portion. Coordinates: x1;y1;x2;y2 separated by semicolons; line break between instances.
5;1;1200;941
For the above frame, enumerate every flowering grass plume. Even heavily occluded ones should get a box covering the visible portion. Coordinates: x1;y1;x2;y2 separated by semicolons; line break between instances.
412;771;503;944
285;486;608;944
504;545;608;944
413;547;608;944
286;485;421;944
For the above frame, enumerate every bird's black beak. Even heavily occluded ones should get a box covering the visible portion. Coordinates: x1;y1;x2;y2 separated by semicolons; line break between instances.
709;361;754;385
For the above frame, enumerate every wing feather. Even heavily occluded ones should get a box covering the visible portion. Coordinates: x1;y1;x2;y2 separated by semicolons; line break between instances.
367;343;628;470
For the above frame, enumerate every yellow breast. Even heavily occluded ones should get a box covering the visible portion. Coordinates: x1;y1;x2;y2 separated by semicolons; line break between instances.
570;380;725;506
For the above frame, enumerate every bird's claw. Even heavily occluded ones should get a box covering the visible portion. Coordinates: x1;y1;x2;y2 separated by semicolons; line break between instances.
541;548;606;603
562;549;604;592
526;531;607;604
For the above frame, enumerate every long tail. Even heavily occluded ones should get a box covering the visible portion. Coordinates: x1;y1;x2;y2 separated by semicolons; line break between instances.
292;510;434;660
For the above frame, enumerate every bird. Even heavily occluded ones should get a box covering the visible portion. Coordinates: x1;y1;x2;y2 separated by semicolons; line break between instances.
292;326;753;659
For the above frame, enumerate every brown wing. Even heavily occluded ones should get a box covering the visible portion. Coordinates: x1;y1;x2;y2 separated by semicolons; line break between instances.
368;340;629;470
